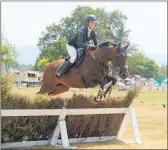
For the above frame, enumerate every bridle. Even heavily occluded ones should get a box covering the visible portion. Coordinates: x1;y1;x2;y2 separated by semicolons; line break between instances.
110;49;128;78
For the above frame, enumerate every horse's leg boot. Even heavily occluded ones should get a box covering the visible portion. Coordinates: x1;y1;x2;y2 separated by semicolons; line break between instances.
56;60;73;78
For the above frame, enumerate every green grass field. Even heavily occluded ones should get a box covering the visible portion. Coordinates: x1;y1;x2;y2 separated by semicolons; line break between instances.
10;87;167;149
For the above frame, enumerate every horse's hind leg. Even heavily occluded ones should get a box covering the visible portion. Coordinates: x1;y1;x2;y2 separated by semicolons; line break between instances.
49;84;69;96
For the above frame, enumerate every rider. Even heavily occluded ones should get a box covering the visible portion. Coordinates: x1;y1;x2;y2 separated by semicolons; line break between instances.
56;14;98;78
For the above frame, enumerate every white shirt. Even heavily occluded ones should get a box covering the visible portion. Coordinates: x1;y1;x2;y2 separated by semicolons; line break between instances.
88;27;92;38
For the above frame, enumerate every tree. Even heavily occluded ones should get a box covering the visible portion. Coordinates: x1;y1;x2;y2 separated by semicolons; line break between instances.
35;5;160;78
39;37;67;62
1;45;13;69
127;52;159;78
1;32;18;71
11;60;20;69
59;7;130;43
37;57;49;72
157;65;167;78
35;6;130;71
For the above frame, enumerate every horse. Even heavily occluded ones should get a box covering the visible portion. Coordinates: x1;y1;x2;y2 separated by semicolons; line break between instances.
37;40;129;100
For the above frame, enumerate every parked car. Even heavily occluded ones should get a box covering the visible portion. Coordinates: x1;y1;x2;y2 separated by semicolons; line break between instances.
118;85;131;91
117;82;129;91
116;82;125;87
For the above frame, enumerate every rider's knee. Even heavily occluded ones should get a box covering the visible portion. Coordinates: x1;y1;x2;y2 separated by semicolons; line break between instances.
70;55;77;63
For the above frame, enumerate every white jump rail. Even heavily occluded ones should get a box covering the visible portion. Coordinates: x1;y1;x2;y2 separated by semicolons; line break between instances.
1;107;143;149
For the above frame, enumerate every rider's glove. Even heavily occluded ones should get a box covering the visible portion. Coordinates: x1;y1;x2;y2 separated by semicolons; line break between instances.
87;45;97;51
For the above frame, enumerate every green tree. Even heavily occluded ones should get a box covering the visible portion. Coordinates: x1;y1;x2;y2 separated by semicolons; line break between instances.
35;6;130;71
37;57;49;72
1;32;18;70
60;7;130;43
127;52;159;78
1;45;13;69
35;5;159;78
157;65;167;78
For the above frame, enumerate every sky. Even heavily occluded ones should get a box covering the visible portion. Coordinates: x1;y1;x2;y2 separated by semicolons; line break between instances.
2;2;167;65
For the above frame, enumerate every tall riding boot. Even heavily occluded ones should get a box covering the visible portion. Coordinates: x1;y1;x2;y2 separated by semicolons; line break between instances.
56;60;73;78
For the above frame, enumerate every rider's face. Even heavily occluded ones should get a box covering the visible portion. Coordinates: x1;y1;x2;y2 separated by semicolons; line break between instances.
88;21;96;30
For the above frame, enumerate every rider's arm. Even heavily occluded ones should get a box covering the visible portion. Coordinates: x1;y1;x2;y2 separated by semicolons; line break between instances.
77;31;88;49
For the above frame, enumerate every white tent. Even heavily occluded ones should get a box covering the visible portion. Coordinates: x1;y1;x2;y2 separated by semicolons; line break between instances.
163;78;167;83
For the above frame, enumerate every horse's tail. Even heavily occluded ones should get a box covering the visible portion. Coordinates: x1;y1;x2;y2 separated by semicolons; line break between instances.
36;83;44;94
37;60;62;94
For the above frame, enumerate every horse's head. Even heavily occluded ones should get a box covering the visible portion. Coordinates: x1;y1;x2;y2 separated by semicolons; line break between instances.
112;42;129;79
96;40;129;79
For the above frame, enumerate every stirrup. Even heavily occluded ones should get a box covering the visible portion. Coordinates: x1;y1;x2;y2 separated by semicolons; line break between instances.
56;72;62;78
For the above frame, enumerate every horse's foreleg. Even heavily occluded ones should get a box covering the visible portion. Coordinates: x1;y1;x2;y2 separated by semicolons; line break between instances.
95;77;115;102
104;82;112;96
49;84;69;96
94;84;106;102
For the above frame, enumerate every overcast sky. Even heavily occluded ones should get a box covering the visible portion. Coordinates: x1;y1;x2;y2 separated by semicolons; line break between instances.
2;2;167;64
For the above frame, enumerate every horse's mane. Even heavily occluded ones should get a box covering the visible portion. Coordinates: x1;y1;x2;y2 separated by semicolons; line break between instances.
98;40;117;48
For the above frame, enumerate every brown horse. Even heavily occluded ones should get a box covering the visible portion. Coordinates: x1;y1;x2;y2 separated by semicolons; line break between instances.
37;40;129;97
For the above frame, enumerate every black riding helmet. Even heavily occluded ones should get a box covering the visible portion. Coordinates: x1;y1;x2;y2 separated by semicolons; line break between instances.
86;14;97;23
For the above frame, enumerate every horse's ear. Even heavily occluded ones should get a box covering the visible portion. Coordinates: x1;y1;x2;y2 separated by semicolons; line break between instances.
123;43;129;50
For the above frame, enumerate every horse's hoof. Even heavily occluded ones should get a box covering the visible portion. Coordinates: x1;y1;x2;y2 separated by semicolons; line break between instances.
94;96;99;102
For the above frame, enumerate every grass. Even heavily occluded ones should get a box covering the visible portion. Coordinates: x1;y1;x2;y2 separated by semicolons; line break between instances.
9;86;167;149
11;86;167;103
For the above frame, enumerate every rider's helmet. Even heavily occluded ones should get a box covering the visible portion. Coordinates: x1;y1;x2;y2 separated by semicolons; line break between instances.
86;14;97;23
